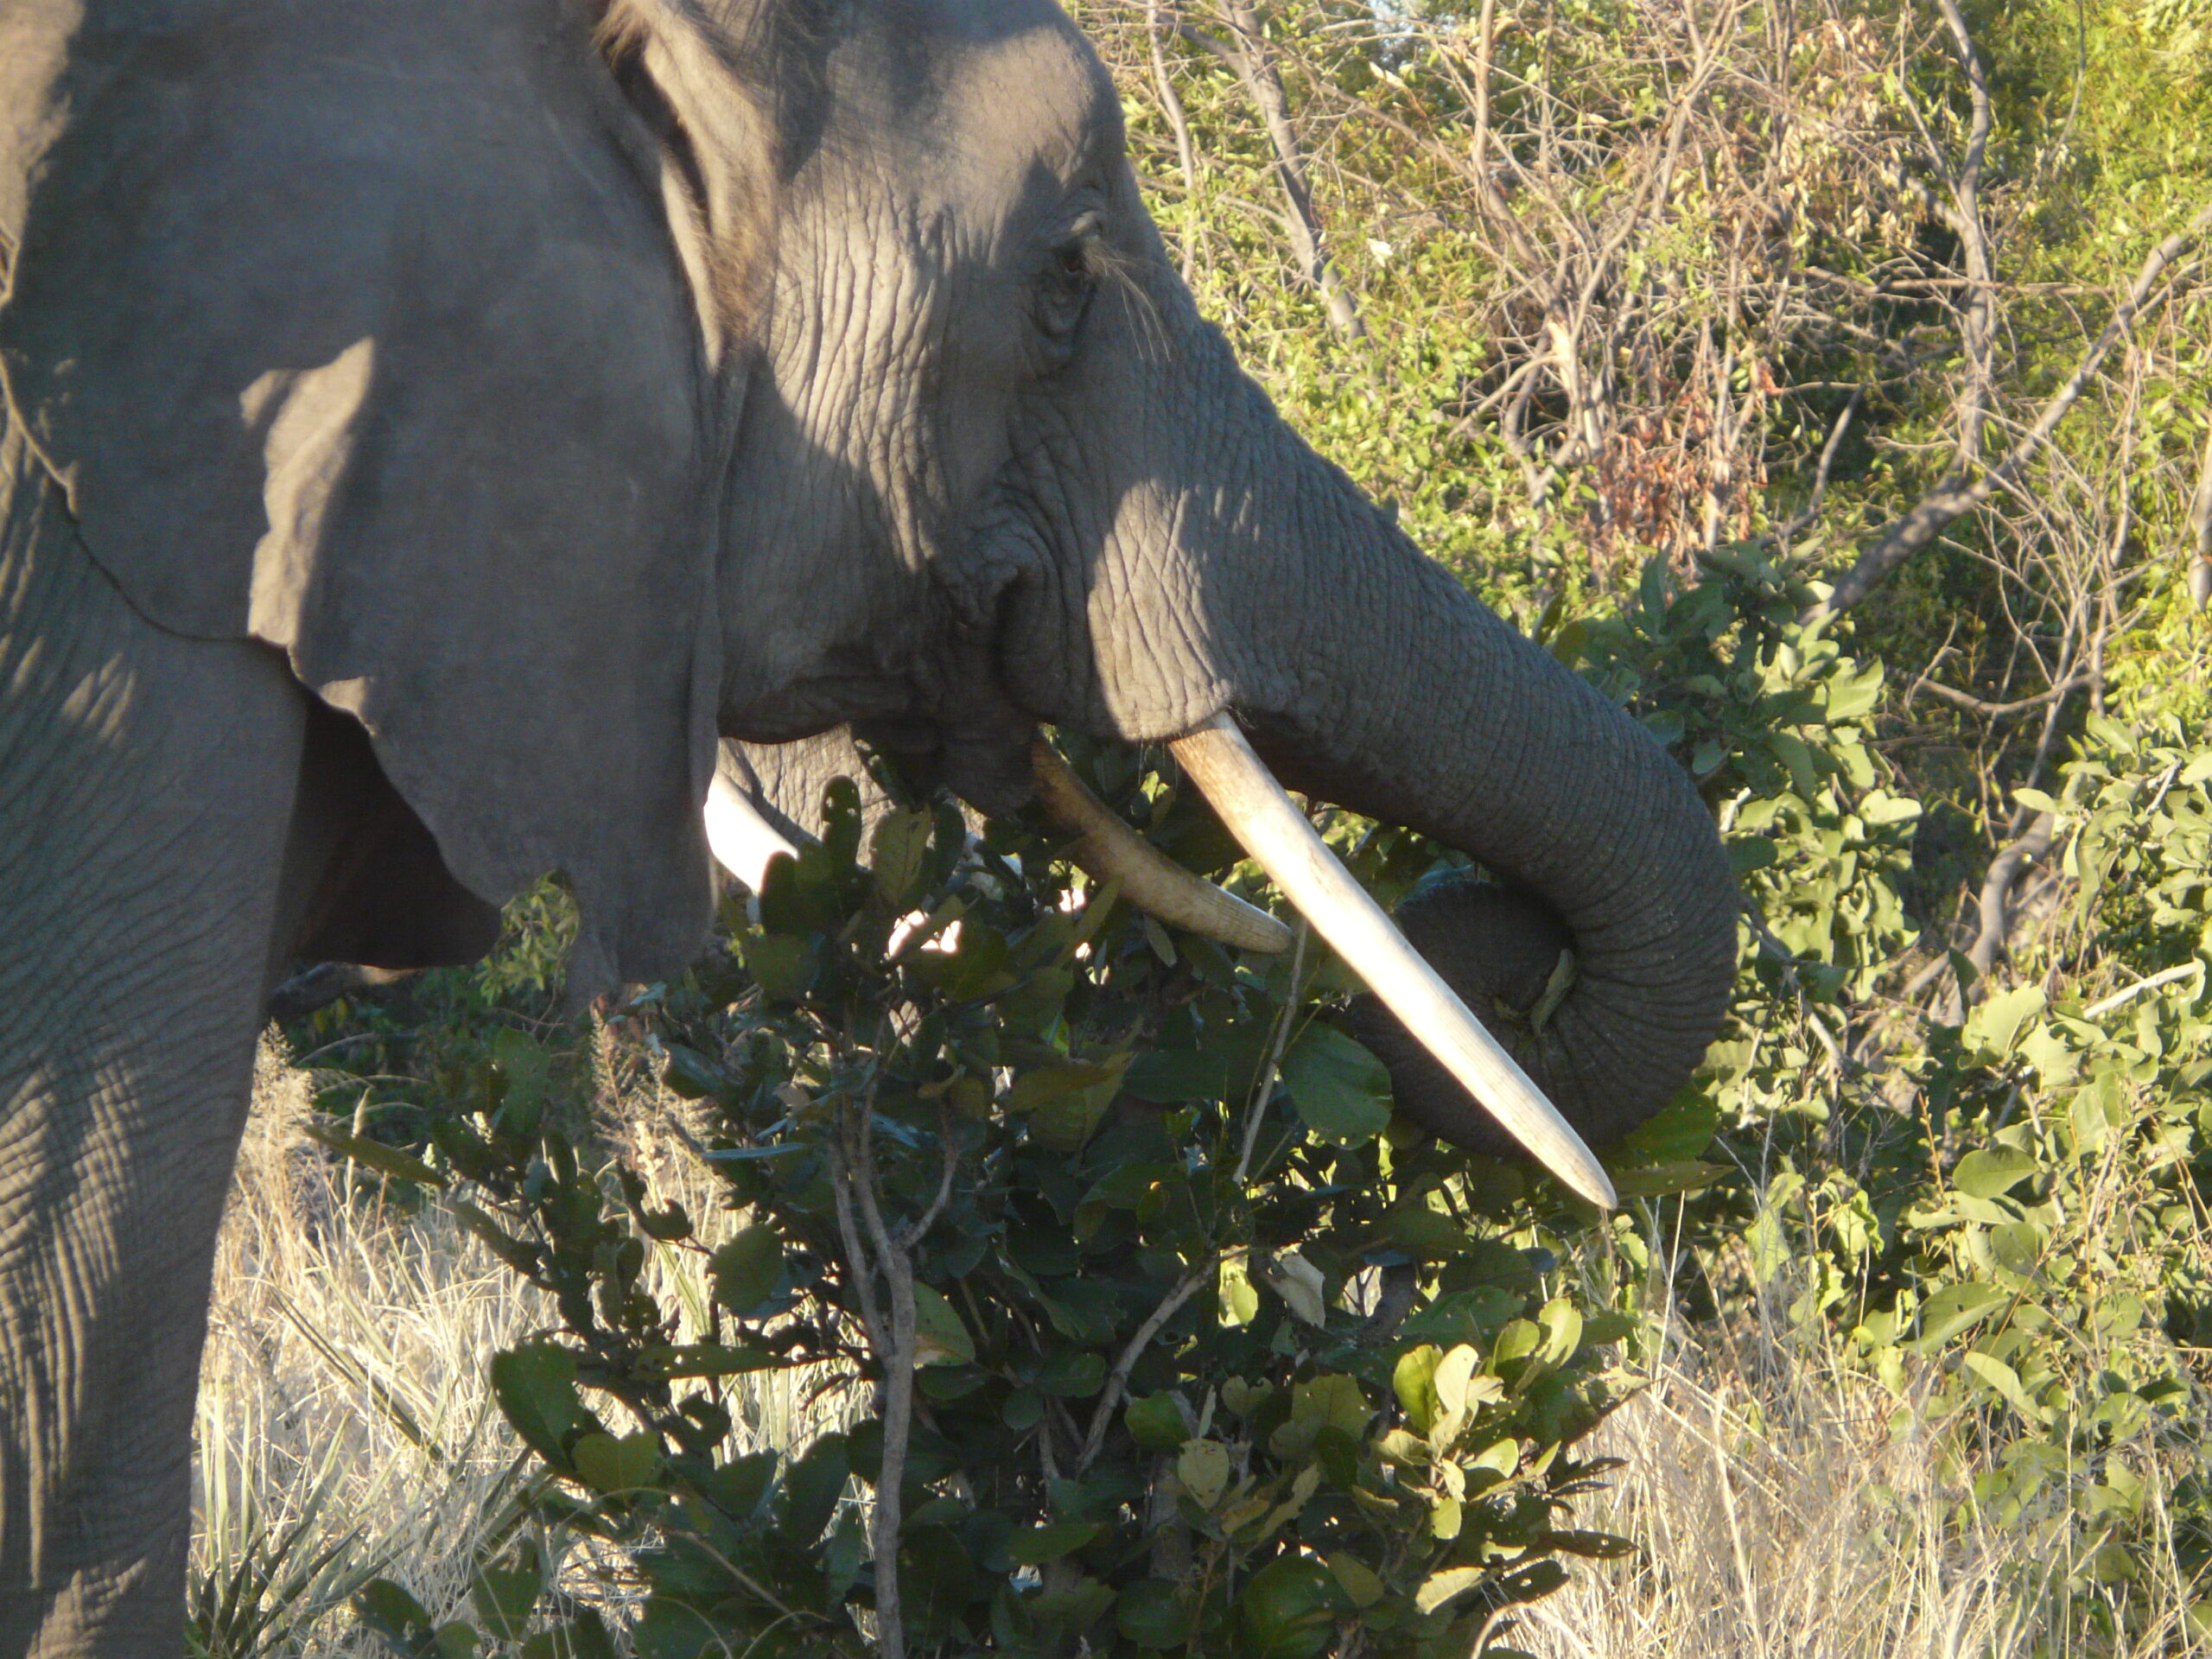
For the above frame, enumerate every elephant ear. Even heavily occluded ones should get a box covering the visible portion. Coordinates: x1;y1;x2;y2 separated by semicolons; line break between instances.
0;0;775;989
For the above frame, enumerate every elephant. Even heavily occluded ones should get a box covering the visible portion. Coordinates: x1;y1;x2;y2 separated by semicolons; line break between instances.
0;0;1740;1649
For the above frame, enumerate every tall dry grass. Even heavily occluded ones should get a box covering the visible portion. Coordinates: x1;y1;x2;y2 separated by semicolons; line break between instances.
191;1035;850;1657
197;1039;2208;1657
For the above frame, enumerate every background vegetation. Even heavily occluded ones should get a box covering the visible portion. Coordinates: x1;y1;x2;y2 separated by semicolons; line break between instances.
198;1;2212;1654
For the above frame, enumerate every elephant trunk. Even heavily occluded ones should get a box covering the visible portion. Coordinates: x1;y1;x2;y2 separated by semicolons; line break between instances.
1209;397;1740;1157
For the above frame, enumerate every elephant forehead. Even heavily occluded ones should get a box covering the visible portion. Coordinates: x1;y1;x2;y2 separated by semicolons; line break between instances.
830;0;1115;191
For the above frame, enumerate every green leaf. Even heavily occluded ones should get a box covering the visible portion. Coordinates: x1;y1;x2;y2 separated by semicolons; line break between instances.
1910;1282;2011;1351
1238;1555;1344;1659
1279;1026;1394;1145
709;1225;783;1314
1950;1147;2038;1201
490;1345;599;1473
1116;1580;1194;1649
1968;988;2047;1059
471;1558;543;1641
1122;1049;1230;1103
302;1122;447;1190
1393;1344;1442;1433
1415;1565;1489;1615
1009;1057;1131;1154
1963;1351;2050;1423
869;805;934;909
1607;1090;1720;1167
1125;1391;1193;1452
912;1283;976;1367
1383;1205;1469;1260
572;1430;661;1495
1608;1160;1727;1199
354;1580;433;1645
1036;1348;1106;1396
644;1342;781;1378
1177;1440;1231;1509
1007;1521;1103;1566
779;1432;850;1547
1327;1552;1385;1608
741;931;817;1001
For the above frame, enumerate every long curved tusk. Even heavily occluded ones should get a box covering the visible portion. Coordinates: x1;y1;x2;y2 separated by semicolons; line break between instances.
1167;714;1617;1209
704;772;801;893
1032;740;1294;955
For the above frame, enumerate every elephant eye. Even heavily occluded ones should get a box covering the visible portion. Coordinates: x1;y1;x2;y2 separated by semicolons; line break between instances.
1036;217;1104;352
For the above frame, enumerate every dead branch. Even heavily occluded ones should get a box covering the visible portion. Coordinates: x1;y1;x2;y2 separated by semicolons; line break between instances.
1965;812;2056;986
1910;672;2094;719
1807;199;2212;622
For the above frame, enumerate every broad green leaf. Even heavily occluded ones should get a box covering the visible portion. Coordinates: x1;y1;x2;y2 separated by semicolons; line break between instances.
1009;1056;1131;1154
1393;1344;1442;1433
1606;1090;1720;1166
709;1225;782;1313
779;1432;849;1546
1415;1565;1488;1615
1327;1552;1386;1607
572;1430;661;1495
472;1559;543;1641
1116;1580;1194;1649
1007;1521;1103;1566
1124;1391;1193;1452
302;1122;446;1190
912;1283;976;1366
1950;1147;2038;1201
1910;1282;2010;1351
1382;1205;1469;1260
490;1345;599;1473
1963;1351;2050;1423
1177;1440;1231;1509
1238;1555;1344;1659
1279;1025;1394;1145
644;1342;780;1378
1218;1257;1260;1326
1122;1048;1230;1103
869;806;933;909
1969;987;2047;1059
1036;1348;1106;1396
1609;1160;1727;1199
741;931;816;1001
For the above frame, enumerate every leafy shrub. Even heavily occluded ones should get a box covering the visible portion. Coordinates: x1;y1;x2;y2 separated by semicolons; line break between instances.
329;750;1686;1659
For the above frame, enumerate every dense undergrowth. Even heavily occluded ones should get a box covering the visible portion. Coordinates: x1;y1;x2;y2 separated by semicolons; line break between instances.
213;0;2212;1654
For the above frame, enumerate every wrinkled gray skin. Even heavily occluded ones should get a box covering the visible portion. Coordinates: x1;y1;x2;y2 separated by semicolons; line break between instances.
0;0;1736;1649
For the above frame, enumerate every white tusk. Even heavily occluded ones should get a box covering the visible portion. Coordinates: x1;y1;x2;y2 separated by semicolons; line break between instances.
1032;740;1294;955
704;772;801;893
1167;714;1617;1209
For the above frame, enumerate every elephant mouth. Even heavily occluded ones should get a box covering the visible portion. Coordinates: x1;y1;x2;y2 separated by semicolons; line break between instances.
706;714;1617;1208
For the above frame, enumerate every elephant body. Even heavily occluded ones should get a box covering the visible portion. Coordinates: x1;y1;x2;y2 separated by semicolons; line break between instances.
0;0;1738;1649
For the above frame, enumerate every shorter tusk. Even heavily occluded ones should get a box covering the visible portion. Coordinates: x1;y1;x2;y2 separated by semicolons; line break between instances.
1032;740;1293;955
1167;714;1617;1209
704;772;801;893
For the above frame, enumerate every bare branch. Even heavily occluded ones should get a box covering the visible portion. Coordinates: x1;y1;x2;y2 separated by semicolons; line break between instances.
1076;1255;1218;1473
1966;813;2056;986
1911;672;2094;719
1807;200;2212;622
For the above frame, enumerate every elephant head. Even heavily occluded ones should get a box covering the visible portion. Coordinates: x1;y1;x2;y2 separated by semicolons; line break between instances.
0;0;1736;1190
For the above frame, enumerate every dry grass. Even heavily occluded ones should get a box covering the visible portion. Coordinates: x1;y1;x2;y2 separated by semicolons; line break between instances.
1526;1312;2210;1659
197;1040;2208;1657
192;1035;851;1657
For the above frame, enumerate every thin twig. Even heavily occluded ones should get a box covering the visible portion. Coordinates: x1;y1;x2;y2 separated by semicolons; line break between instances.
1076;1255;1219;1473
1235;920;1307;1183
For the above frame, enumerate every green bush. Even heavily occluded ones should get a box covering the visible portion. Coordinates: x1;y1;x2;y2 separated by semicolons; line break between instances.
332;750;1686;1659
